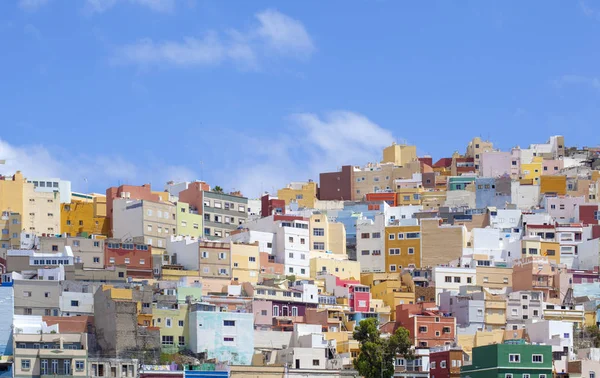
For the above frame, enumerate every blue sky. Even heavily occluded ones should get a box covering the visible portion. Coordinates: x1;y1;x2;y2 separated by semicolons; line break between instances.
0;0;599;198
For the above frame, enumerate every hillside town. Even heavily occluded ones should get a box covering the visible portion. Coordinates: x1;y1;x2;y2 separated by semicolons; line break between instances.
2;135;600;378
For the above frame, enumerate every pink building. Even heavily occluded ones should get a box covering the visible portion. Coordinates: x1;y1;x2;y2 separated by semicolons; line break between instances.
545;196;586;221
543;159;564;175
323;274;371;313
479;151;512;178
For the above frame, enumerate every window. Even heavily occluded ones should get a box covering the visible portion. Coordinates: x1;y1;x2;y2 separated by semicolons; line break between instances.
372;232;381;238
431;361;436;369
224;320;235;326
440;360;446;368
178;336;185;346
361;233;370;239
75;360;85;371
71;300;79;307
419;326;427;333
23;291;31;297
21;359;31;370
124;258;130;264
407;247;414;255
454;277;461;283
161;336;174;345
312;360;320;366
590;372;596;378
389;265;396;272
508;354;520;363
445;276;452;283
313;228;324;236
505;375;513;378
564;333;570;338
389;248;400;255
44;292;50;298
313;242;325;250
361;250;370;256
388;233;395;240
223;337;234;342
109;257;115;264
467;277;472;284
532;354;543;363
166;318;172;327
406;232;420;239
539;375;546;378
219;252;226;260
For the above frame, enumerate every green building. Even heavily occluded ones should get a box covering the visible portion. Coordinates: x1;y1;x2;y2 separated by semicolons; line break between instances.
461;340;553;378
448;176;476;191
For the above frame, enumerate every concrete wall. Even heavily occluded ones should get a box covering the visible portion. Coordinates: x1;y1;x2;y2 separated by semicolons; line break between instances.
421;219;465;267
13;280;60;316
60;291;94;315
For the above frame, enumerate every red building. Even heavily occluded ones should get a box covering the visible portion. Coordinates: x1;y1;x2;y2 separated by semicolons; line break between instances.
106;184;161;235
261;194;286;218
429;347;464;378
577;204;600;226
178;181;211;213
326;275;371;313
366;192;396;207
319;165;353;201
395;303;456;348
105;240;153;278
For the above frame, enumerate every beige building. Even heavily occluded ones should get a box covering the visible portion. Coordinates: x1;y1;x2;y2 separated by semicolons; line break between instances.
420;218;466;267
382;143;418;166
231;242;260;284
198;241;232;280
39;236;105;269
352;161;421;200
309;252;360;280
512;257;561;303
13;332;89;377
21;186;61;236
112;199;176;256
309;214;346;254
465;137;494;171
476;266;513;290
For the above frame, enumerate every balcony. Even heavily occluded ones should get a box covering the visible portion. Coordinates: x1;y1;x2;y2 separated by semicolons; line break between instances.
41;369;74;378
532;279;552;288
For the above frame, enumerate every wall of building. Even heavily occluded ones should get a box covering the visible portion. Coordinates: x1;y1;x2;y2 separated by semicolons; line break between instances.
385;225;421;271
176;202;203;238
61;200;109;237
231;243;260;284
277;182;318;208
189;310;254;365
421;219;465;267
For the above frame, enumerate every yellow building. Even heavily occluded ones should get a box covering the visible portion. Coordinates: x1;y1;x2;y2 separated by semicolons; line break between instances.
309;252;360;279
484;291;506;331
521;156;543;184
152;304;189;352
161;268;200;281
395;188;422;206
540;175;567;195
476;266;513;290
382;143;418;166
0;171;26;214
231;242;260;284
277;181;318;208
309;214;346;254
420;191;447;211
521;239;560;265
176;202;203;238
385;225;421;272
61;198;110;237
371;279;415;321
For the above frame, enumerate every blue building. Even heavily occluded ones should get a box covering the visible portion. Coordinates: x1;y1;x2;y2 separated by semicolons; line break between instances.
188;303;254;365
475;178;511;209
0;286;13;377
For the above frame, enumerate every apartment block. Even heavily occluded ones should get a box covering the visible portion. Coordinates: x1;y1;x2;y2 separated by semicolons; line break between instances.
385;224;421;272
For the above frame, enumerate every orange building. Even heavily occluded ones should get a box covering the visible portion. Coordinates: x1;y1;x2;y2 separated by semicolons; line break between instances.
385;225;421;273
366;192;397;207
540;175;567;195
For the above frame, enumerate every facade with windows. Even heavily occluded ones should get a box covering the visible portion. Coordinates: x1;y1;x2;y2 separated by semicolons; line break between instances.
104;239;153;279
460;341;552;378
356;214;386;273
201;191;248;240
432;267;477;305
39;236;105;269
175;201;203;239
111;198;176;257
13;332;88;378
152;304;189;354
385;224;421;273
188;303;254;365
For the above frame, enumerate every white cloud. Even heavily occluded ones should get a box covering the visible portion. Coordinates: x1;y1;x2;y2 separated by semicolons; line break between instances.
113;9;311;70
18;0;50;11
580;1;599;18
553;74;600;90
86;0;175;13
112;32;257;69
256;9;315;57
224;111;394;198
0;139;197;193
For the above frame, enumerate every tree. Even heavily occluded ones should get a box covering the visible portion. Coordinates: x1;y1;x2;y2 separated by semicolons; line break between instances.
353;317;413;378
587;325;600;347
213;186;224;193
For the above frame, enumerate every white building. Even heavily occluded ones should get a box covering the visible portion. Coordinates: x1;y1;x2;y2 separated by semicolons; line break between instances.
241;216;310;277
527;320;574;359
26;177;72;204
276;324;339;370
432;267;477;305
60;291;94;316
356;215;385;273
511;182;541;210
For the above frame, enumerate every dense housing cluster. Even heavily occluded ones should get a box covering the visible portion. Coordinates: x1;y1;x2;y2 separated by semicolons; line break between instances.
1;135;600;377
